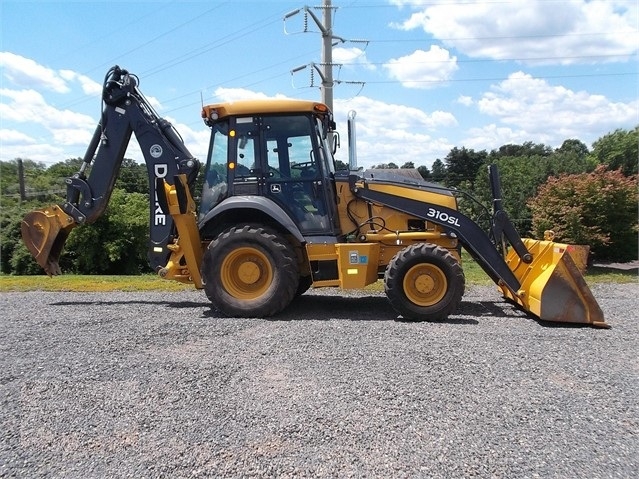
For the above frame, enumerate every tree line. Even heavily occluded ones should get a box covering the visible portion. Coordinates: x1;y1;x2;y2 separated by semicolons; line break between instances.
1;127;637;275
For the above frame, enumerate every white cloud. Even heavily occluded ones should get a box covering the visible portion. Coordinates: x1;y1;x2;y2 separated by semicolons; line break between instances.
457;95;473;106
333;46;375;71
144;95;163;112
334;96;457;167
50;128;96;147
213;87;289;103
391;0;638;64
0;87;96;163
59;70;102;96
476;71;638;139
165;116;210;163
384;46;458;88
0;88;95;131
0;129;36;145
0;140;68;164
462;124;534;152
0;52;70;92
458;71;639;150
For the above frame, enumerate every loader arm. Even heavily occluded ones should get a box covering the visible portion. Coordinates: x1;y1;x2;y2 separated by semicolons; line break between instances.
348;172;606;327
21;66;201;274
348;174;523;295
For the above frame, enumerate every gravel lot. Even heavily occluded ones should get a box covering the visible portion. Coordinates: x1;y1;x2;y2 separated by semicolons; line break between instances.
1;283;637;478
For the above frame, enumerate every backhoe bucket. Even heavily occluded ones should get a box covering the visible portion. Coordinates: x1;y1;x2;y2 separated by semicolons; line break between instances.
499;238;607;328
21;206;76;276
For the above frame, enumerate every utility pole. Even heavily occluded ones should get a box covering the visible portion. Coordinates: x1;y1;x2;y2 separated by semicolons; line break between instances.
285;0;366;112
321;0;334;111
18;158;26;202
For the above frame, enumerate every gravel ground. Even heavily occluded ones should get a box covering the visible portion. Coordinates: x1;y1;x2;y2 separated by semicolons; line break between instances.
1;283;637;478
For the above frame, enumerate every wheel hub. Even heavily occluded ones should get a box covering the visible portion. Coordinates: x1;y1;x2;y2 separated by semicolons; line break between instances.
403;263;447;306
221;247;272;299
414;273;435;294
237;260;261;285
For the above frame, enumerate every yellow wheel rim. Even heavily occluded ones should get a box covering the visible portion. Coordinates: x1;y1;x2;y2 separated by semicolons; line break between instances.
221;247;273;300
403;263;447;306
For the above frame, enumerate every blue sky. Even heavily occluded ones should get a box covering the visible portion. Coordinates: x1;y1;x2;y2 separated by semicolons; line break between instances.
1;0;637;169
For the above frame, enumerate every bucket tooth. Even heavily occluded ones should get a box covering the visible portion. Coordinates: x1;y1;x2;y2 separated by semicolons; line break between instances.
21;206;76;276
500;239;607;328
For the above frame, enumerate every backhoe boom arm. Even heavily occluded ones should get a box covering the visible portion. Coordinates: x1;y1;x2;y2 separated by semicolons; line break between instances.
22;66;200;272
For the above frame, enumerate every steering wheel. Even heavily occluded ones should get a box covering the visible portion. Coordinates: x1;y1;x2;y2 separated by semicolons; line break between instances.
291;161;314;171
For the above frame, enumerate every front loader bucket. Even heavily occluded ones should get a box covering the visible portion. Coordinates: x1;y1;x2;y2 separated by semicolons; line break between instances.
498;238;608;328
21;205;76;276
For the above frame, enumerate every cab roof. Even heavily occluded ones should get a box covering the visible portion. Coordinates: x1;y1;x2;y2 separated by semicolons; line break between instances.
202;99;331;122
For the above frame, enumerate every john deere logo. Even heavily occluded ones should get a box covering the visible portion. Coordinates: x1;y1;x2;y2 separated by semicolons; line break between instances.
150;144;163;158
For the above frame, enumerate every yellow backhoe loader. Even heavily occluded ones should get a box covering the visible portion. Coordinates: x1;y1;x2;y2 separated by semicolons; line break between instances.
22;66;607;327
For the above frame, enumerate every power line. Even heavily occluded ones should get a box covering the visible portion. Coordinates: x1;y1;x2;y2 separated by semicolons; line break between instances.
369;31;639;42
86;3;231;77
139;16;283;79
358;53;637;67
362;71;636;85
10;1;636;139
341;0;637;7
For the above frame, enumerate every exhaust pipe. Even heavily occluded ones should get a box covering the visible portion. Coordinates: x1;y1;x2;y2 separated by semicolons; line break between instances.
347;110;358;171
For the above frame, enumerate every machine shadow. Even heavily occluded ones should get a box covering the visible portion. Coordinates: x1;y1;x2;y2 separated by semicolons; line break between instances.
266;293;525;324
50;294;546;326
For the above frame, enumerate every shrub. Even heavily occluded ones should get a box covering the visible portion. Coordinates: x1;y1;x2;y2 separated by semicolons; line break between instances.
529;166;638;262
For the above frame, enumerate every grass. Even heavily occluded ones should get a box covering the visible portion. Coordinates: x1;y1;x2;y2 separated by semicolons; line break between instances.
583;266;638;284
459;255;638;285
0;274;194;293
2;258;634;293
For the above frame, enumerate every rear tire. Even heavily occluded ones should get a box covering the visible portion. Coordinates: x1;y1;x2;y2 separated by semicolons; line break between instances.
201;225;299;317
296;275;313;297
384;243;465;321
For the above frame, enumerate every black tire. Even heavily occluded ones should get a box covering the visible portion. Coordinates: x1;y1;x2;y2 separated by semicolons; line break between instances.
384;243;465;322
295;275;313;297
201;225;299;317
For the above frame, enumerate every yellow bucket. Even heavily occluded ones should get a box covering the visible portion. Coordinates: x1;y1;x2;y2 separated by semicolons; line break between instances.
21;205;76;276
499;238;608;328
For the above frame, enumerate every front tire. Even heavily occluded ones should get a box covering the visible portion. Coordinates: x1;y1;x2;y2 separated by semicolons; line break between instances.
384;243;465;321
201;225;299;317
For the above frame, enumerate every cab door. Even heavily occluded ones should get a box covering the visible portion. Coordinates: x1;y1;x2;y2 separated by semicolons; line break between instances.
229;116;263;197
261;114;334;235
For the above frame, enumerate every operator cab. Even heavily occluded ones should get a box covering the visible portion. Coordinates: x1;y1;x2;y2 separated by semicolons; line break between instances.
199;100;340;236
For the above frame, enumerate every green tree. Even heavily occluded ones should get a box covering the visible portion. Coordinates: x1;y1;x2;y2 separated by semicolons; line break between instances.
0;160;21;197
471;157;543;233
1;159;56;201
371;162;399;169
62;189;151;274
589;126;638;176
335;159;348;171
430;159;446;183
417;165;431;180
116;158;150;194
444;147;487;188
490;141;553;159
472;143;593;234
46;157;84;179
46;157;150;194
0;201;46;274
529;166;638;261
556;139;589;158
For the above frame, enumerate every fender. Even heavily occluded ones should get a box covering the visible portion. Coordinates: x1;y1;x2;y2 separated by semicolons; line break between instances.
199;195;305;244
